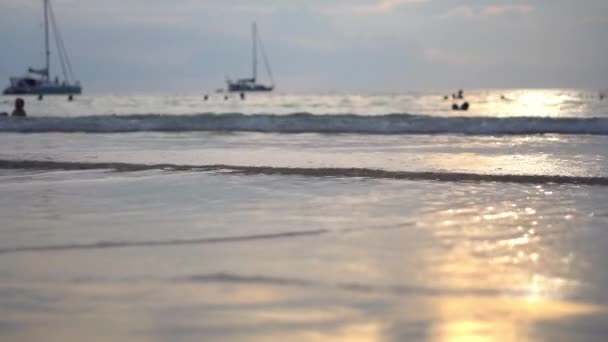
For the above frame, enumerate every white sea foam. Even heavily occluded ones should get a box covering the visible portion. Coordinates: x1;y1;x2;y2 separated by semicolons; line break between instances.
1;159;607;186
1;113;608;135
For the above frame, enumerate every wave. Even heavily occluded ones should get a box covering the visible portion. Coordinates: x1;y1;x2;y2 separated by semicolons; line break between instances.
179;272;542;299
1;113;608;135
0;230;328;255
2;159;608;186
0;223;409;256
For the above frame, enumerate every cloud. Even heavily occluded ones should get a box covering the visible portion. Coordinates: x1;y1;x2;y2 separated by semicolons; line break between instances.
481;5;534;16
438;4;533;20
355;0;428;13
322;0;428;14
228;4;276;14
437;6;475;20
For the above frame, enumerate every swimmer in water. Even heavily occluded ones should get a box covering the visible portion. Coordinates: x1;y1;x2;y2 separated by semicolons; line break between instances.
11;98;27;117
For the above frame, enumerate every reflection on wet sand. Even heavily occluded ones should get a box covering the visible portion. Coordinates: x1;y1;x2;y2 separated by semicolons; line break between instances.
430;296;601;342
416;189;605;342
1;171;607;341
0;267;603;342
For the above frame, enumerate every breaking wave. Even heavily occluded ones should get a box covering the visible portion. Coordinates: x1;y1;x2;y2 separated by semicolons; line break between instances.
1;113;608;135
1;159;607;186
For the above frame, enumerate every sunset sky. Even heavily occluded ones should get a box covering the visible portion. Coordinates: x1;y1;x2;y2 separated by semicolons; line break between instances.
1;0;606;92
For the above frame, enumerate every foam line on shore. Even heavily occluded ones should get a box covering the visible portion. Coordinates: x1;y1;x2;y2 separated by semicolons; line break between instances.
1;159;607;186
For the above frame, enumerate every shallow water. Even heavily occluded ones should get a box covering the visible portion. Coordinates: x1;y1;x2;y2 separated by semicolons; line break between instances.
1;171;607;341
1;90;608;341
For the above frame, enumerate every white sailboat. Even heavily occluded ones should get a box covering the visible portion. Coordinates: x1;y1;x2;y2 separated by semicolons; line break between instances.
226;22;275;93
3;0;82;95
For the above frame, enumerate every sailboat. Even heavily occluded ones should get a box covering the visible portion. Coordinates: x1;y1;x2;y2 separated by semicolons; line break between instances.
226;22;275;93
3;0;82;95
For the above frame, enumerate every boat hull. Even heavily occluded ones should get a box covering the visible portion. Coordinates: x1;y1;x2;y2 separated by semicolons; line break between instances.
3;84;82;95
227;83;274;93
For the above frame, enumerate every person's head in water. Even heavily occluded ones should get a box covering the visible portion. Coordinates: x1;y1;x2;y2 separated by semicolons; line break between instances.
12;98;27;117
16;98;25;109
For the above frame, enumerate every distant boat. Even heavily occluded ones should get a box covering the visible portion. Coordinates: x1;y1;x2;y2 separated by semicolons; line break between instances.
226;22;275;93
3;0;82;95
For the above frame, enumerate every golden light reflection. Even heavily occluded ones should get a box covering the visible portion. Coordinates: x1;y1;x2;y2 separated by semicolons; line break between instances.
256;322;382;342
167;283;384;342
481;90;569;117
431;296;603;342
519;92;555;116
173;284;292;306
1;269;604;342
422;152;582;178
425;200;605;342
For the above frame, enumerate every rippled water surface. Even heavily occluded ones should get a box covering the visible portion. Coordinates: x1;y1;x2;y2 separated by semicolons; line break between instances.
1;90;607;341
1;89;606;117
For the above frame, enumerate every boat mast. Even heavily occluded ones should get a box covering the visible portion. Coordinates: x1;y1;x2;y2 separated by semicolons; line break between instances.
252;22;257;82
44;0;50;80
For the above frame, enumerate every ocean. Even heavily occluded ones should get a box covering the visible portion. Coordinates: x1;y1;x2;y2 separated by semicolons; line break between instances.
1;89;607;341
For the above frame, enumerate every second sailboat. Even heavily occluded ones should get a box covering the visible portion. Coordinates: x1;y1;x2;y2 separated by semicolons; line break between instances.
226;22;275;93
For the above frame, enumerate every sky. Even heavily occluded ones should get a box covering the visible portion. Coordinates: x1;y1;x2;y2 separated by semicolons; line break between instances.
0;0;607;93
